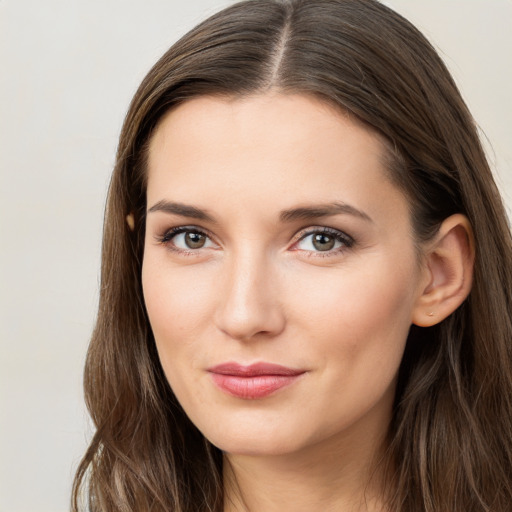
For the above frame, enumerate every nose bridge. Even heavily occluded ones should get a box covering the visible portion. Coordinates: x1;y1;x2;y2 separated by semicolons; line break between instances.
214;242;285;341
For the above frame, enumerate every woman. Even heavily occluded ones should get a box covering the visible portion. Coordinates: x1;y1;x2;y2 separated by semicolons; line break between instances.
72;0;512;510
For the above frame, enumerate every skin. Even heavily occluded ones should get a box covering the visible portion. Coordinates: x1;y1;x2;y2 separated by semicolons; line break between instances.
141;93;444;511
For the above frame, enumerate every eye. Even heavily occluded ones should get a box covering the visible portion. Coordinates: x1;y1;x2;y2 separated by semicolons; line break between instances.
293;228;353;254
158;227;216;251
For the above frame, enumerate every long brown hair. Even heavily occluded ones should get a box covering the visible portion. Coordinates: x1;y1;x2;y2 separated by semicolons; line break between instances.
72;1;512;510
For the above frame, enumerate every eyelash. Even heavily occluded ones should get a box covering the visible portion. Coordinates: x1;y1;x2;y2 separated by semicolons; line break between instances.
156;226;216;256
155;225;355;257
293;227;355;257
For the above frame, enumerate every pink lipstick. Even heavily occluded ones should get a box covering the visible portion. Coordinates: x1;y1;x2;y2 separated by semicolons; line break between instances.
207;362;305;399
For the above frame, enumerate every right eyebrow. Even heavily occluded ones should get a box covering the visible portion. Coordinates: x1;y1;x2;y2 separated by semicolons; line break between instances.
147;200;216;223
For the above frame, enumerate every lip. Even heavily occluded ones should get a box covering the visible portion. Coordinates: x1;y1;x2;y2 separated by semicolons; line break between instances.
207;362;306;400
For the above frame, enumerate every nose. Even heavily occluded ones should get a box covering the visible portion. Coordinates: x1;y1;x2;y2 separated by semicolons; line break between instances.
214;249;286;341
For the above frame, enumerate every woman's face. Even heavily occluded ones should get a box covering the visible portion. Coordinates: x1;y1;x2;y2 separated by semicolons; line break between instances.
142;93;429;457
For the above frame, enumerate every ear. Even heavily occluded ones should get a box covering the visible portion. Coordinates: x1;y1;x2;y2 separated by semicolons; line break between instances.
412;214;475;327
126;212;135;231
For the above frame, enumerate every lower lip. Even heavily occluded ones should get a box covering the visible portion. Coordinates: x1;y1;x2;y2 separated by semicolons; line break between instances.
210;373;303;399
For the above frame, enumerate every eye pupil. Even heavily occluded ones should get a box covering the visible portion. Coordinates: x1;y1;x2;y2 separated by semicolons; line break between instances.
313;233;335;251
185;232;206;249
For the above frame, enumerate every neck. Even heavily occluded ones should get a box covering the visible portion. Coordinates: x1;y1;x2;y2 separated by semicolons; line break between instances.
223;427;391;512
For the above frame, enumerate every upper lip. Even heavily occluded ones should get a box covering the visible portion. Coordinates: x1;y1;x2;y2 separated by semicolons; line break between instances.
207;362;305;377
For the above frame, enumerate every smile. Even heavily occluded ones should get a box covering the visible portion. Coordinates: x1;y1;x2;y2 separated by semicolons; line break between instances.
207;362;306;399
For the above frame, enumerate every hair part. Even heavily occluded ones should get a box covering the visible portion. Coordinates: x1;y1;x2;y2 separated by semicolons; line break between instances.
73;1;512;511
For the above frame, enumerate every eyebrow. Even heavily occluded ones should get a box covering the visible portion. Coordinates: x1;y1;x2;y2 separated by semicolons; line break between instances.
147;199;373;224
147;200;216;222
279;201;373;224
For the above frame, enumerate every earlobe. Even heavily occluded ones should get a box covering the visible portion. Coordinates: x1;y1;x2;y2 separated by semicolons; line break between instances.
412;214;474;327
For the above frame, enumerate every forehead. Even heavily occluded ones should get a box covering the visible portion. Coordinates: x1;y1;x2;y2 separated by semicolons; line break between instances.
149;93;381;155
145;93;406;223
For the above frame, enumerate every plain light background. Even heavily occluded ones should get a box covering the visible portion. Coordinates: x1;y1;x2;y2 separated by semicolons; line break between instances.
0;1;510;511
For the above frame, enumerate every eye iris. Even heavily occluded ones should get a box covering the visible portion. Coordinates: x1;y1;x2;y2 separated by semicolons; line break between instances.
185;232;206;249
312;233;335;251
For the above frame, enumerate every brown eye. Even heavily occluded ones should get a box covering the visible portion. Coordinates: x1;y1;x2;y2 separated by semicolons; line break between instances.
159;227;215;251
294;228;353;255
312;233;335;251
185;232;206;249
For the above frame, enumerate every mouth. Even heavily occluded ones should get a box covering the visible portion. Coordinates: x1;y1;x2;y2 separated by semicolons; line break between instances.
207;362;306;400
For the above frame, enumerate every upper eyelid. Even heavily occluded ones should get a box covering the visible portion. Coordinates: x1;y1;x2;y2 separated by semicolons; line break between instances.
157;224;350;235
294;226;353;241
159;225;214;239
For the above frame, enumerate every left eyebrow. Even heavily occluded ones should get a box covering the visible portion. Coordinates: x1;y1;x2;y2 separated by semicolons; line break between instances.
279;201;373;224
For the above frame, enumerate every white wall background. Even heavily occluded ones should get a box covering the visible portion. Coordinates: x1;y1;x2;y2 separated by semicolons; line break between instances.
0;1;510;511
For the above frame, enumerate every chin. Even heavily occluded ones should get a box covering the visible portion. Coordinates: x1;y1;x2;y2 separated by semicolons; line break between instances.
212;437;301;457
201;422;308;457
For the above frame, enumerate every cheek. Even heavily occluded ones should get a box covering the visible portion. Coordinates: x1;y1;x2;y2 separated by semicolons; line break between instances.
143;254;215;325
293;259;414;327
141;257;218;372
142;263;218;414
288;258;416;376
282;261;415;435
